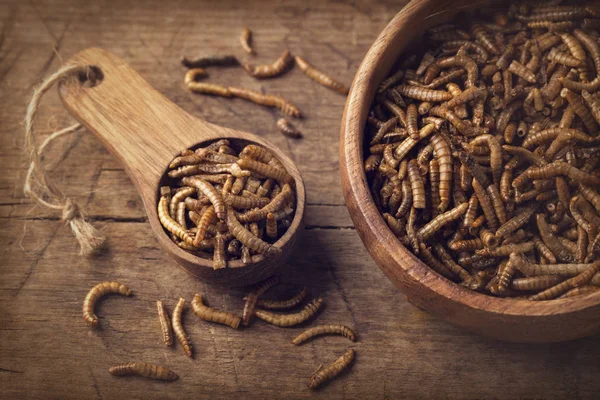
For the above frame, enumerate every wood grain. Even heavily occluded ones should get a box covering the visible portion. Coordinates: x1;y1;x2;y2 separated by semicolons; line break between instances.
1;0;600;398
339;0;600;342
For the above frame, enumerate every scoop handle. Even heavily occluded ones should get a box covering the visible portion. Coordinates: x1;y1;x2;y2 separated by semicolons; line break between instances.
58;47;225;203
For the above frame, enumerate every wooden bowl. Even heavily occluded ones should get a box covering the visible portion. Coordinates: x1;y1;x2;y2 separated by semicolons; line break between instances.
339;0;600;342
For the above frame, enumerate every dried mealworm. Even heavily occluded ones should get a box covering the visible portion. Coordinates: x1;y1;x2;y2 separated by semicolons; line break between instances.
248;287;307;310
255;297;323;327
477;242;535;258
159;197;194;245
191;293;241;329
395;85;452;102
558;285;600;298
242;49;292;78
82;282;132;328
212;233;227;270
181;55;238;69
181;177;227;220
406;104;419;140
228;86;302;117
295;56;349;95
292;325;356;345
242;275;280;326
307;349;355;390
187;82;232;97
408;160;426;209
156;300;173;347
431;133;452;212
511;275;565;291
513;161;600;189
276;118;302;138
495;205;537;238
434;244;476;287
169;186;196;217
237;158;293;184
529;263;600;300
240;27;254;54
472;179;499;231
108;363;178;381
172;297;192;358
480;229;499;248
226;207;280;256
418;202;468;241
537;214;577;263
394;123;436;161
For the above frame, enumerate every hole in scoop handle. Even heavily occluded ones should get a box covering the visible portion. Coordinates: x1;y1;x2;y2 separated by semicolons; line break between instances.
58;47;216;203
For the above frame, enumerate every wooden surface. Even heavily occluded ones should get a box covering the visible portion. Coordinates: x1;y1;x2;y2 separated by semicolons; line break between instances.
339;0;600;343
59;47;306;285
1;0;599;399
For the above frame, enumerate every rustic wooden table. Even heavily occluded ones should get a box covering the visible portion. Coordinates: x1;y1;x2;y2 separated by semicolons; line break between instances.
1;0;600;399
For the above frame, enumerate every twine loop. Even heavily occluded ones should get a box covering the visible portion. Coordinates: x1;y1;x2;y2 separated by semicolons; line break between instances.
24;63;106;256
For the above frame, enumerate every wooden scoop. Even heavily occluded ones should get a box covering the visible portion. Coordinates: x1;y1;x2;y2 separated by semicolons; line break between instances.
58;48;305;287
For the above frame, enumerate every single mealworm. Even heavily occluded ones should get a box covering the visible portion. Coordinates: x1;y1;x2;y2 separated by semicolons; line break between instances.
254;297;323;327
172;297;192;358
236;158;293;184
476;242;535;257
418;202;468;241
307;349;355;390
294;56;349;95
156;300;173;347
213;233;227;270
82;282;133;328
181;55;238;68
226;207;280;256
529;263;600;300
228;86;302;117
181;177;227;220
480;229;499;248
495;205;537;238
558;285;600;298
240;27;254;54
513;161;600;189
511;275;565;291
472;179;499;231
242;49;292;78
242;275;280;326
431;133;452;212
276;118;302;138
292;325;356;345
395;85;453;102
407;160;425;209
537;214;577;263
187;82;232;97
108;362;178;381
191;293;241;329
245;287;307;310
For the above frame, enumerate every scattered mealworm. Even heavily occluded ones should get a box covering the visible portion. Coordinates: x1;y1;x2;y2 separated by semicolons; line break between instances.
108;362;178;381
254;297;323;327
240;27;254;54
276;118;303;138
228;86;302;117
292;325;356;345
307;349;355;390
82;282;133;328
242;275;280;326
191;293;241;329
242;49;293;78
246;287;307;310
294;56;349;95
172;297;193;358
156;300;173;347
181;55;238;69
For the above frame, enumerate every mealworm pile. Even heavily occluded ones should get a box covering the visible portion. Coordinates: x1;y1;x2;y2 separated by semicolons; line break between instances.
181;27;350;139
365;2;600;300
158;140;295;268
83;276;357;389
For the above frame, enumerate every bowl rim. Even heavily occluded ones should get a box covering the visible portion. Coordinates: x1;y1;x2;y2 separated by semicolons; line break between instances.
339;0;600;320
